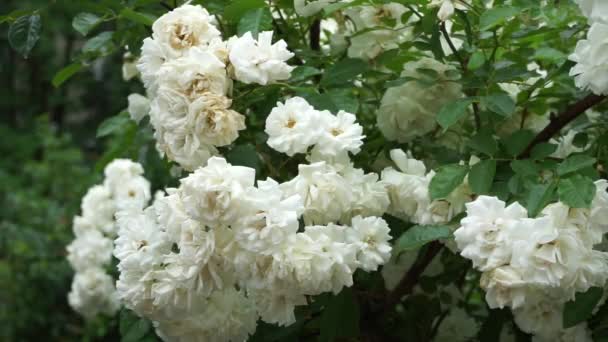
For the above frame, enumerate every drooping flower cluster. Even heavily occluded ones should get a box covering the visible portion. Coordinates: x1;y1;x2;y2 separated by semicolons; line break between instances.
136;4;294;171
114;157;392;340
377;58;463;143
454;188;608;341
382;149;473;225
67;159;151;318
569;1;608;95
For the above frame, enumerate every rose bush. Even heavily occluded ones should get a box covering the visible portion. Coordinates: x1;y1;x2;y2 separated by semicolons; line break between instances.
4;0;608;341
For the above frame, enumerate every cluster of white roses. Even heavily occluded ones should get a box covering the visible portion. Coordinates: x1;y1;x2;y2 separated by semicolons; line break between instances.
382;149;473;226
454;187;608;341
114;155;393;340
377;58;463;143
264;96;394;223
67;159;151;318
570;0;608;95
132;4;294;171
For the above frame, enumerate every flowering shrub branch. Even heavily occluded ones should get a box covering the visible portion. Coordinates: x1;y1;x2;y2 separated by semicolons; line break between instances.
520;93;607;158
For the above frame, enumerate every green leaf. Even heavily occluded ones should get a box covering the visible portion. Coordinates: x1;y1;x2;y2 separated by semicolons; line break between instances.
224;0;267;23
321;58;368;87
120;309;152;342
557;155;597;176
72;12;102;36
530;142;557;160
97;112;131;137
468;130;498;156
226;144;260;174
303;89;359;114
82;31;115;55
0;9;36;24
480;6;518;31
120;8;156;27
8;14;41;58
563;287;604;329
532;47;566;63
482;93;516;117
237;8;272;37
429;164;469;200
526;181;557;217
558;175;596;209
52;63;83;88
394;225;452;253
503;130;535;157
469;160;496;194
319;288;360;341
289;66;322;83
436;98;474;130
467;51;486;70
510;160;539;177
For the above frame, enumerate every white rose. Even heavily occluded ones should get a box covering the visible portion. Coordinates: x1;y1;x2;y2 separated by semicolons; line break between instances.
569;22;608;95
228;31;294;85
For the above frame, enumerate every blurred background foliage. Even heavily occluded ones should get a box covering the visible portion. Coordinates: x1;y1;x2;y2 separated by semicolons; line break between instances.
0;0;150;340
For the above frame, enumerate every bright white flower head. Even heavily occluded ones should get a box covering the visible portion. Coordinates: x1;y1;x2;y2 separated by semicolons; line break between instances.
281;161;352;225
234;179;303;255
68;267;120;318
265;97;321;156
187;93;246;146
179;157;255;226
151;4;221;59
454;196;528;271
228;31;294;85
156;46;231;99
127;93;150;123
149;86;219;171
341;166;390;220
104;159;146;192
348;216;392;271
569;22;608;95
313;110;364;157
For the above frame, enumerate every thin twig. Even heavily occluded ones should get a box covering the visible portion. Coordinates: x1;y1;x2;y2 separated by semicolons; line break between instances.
519;94;606;158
